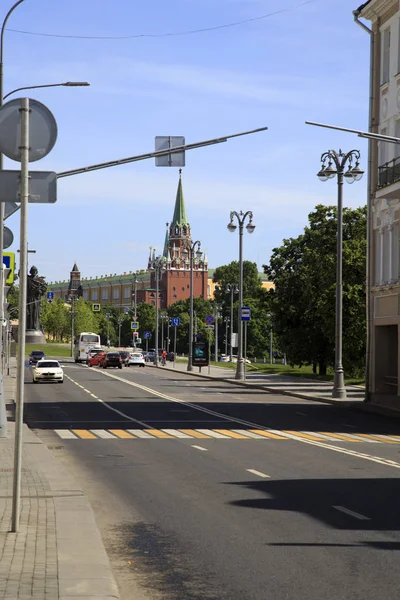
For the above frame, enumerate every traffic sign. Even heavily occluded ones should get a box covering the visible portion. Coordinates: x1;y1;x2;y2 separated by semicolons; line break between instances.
171;317;180;326
131;321;139;330
46;291;54;304
155;136;185;167
0;171;57;204
241;306;251;322
92;303;101;312
143;331;151;339
205;314;215;325
206;325;214;330
2;252;14;284
3;226;13;249
136;338;142;344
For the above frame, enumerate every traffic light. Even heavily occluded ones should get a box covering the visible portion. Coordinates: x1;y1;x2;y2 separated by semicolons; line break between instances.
134;332;139;341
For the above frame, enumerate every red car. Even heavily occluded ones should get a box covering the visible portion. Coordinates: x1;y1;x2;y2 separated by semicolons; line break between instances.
99;352;123;369
87;351;105;367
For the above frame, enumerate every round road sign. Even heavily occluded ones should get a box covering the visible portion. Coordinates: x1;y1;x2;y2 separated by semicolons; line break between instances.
205;314;215;325
0;98;58;162
3;227;13;249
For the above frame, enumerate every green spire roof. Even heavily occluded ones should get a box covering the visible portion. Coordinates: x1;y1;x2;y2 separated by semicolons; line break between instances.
163;223;169;257
171;169;189;228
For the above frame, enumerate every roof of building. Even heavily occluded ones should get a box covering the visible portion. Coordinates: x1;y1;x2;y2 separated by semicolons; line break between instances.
207;268;271;282
71;262;79;272
163;223;169;257
47;270;150;290
171;170;189;228
355;0;372;14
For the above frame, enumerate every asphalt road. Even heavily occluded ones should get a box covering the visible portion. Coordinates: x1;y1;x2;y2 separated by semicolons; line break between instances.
22;360;400;600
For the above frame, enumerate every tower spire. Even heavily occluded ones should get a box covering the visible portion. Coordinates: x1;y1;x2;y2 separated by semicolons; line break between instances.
163;222;169;257
171;169;188;230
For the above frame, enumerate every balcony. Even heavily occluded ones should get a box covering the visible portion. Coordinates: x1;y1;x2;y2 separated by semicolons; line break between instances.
378;157;400;189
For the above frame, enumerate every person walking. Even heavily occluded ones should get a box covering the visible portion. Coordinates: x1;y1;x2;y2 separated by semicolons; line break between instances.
161;349;167;366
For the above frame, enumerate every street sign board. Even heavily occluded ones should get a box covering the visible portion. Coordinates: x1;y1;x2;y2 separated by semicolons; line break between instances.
231;332;238;348
193;341;209;367
143;331;151;339
205;325;214;330
171;317;180;326
0;98;58;162
205;314;215;325
136;338;142;344
2;252;14;284
155;136;185;167
4;202;19;220
241;306;251;322
46;291;54;304
3;226;13;249
92;303;101;312
0;171;57;204
131;321;139;330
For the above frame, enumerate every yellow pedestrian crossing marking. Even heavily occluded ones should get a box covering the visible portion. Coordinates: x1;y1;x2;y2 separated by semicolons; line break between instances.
55;429;400;444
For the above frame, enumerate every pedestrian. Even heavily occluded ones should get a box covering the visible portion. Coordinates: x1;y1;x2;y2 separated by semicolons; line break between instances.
162;349;167;366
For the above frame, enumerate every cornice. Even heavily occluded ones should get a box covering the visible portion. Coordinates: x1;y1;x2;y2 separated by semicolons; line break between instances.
360;0;397;20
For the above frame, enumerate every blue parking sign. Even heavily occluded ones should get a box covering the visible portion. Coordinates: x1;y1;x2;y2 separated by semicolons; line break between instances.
47;291;54;300
171;317;180;326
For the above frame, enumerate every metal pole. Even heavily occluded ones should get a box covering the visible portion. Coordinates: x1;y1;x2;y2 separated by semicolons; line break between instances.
11;97;29;533
230;289;234;362
70;296;75;358
161;316;164;350
214;306;218;363
269;326;273;364
188;250;194;371
167;318;170;352
134;276;137;317
118;318;122;347
244;321;247;380
208;329;211;375
332;169;346;399
225;318;229;356
154;266;159;366
173;325;177;369
235;223;245;380
146;337;148;357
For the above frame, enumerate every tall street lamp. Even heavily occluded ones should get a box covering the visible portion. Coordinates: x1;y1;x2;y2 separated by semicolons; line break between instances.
3;81;90;100
317;149;364;399
227;211;256;380
68;293;78;358
223;316;230;356
105;312;111;347
117;316;123;348
225;283;239;362
183;240;202;372
148;253;166;366
160;312;168;350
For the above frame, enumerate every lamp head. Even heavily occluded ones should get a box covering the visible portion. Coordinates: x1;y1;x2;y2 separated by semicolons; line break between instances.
351;162;364;182
317;164;328;182
227;219;237;233
246;219;256;234
344;164;355;184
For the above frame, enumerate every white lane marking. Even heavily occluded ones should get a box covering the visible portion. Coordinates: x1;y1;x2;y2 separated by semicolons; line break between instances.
127;429;154;439
333;506;370;521
338;433;381;443
372;434;400;442
196;429;230;439
246;469;270;479
192;445;208;452
233;429;264;439
302;431;347;442
296;412;308;416
54;430;77;439
70;370;400;470
161;429;192;438
90;430;116;439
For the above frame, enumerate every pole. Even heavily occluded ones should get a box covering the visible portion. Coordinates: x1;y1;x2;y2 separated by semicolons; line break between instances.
235;223;245;380
118;318;122;347
332;170;346;399
208;329;211;375
161;316;164;351
173;325;177;369
188;250;194;371
225;318;229;356
167;318;170;352
270;326;273;365
12;97;29;532
244;321;247;380
214;306;219;363
154;266;159;366
230;290;234;362
146;337;148;357
70;296;75;358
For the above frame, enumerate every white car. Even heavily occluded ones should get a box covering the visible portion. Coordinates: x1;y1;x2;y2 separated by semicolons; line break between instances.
126;352;145;367
32;360;64;383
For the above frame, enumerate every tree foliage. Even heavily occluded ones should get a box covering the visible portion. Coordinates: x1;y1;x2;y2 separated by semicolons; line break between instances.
263;204;366;375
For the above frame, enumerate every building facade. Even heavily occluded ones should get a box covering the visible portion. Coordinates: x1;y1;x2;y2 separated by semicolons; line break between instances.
357;0;400;406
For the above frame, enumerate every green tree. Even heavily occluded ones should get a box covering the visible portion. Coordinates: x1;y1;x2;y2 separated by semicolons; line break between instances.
7;284;19;319
212;261;264;306
74;298;98;338
263;204;367;375
41;298;69;341
120;302;156;347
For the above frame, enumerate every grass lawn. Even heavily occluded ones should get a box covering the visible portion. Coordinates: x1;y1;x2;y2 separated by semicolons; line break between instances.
23;343;71;358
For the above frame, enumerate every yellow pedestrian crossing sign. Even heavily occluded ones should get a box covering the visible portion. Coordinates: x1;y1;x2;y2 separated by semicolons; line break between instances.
92;303;101;312
3;252;15;285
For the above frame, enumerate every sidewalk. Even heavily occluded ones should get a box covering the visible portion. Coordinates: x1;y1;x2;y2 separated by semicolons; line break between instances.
157;360;366;406
0;359;120;600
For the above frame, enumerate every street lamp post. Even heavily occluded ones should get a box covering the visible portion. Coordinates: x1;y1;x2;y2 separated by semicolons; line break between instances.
317;149;364;399
68;293;77;358
214;304;221;362
117;316;123;348
105;312;111;347
148;253;166;366
160;313;168;350
223;316;230;356
3;81;90;101
184;240;202;372
227;211;256;381
225;283;238;361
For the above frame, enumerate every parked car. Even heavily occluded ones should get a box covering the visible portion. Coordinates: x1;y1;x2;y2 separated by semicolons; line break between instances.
118;350;131;366
87;351;105;367
99;352;123;369
166;351;175;362
219;355;230;362
86;348;104;365
29;350;45;365
32;360;64;383
126;352;146;367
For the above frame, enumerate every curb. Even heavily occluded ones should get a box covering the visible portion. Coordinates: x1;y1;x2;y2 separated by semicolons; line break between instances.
148;364;400;417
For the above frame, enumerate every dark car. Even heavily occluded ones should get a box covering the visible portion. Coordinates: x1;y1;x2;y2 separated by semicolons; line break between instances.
100;352;123;369
29;350;45;365
166;351;175;362
119;351;131;366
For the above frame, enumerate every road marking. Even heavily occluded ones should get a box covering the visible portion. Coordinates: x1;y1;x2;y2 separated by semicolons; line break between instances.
73;430;96;439
352;433;397;444
54;429;77;439
145;429;174;438
333;506;370;521
127;429;155;439
108;429;134;439
283;430;328;442
249;430;287;440
246;469;270;479
192;445;208;452
179;429;211;439
232;429;264;439
196;429;230;439
213;429;249;439
301;431;343;442
319;431;363;442
90;429;116;439
90;394;98;399
161;429;192;438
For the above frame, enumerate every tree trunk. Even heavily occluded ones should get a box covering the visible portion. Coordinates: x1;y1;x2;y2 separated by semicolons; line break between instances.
319;361;327;375
312;362;317;374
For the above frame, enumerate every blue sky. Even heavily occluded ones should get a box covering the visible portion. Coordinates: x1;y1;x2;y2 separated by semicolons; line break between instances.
2;0;370;283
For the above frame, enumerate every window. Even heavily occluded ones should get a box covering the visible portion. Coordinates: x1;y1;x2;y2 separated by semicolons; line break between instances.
91;290;98;301
83;290;88;300
379;128;388;166
102;288;109;300
173;286;175;291
382;28;390;84
182;287;185;291
124;287;130;299
113;288;119;299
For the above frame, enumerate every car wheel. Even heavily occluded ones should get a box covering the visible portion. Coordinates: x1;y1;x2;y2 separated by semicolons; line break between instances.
118;365;122;369
58;380;64;384
33;379;37;383
103;365;107;369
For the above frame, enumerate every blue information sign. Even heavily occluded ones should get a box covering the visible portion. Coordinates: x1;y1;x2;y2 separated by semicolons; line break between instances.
171;317;181;326
46;291;54;300
241;306;251;322
143;331;151;339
